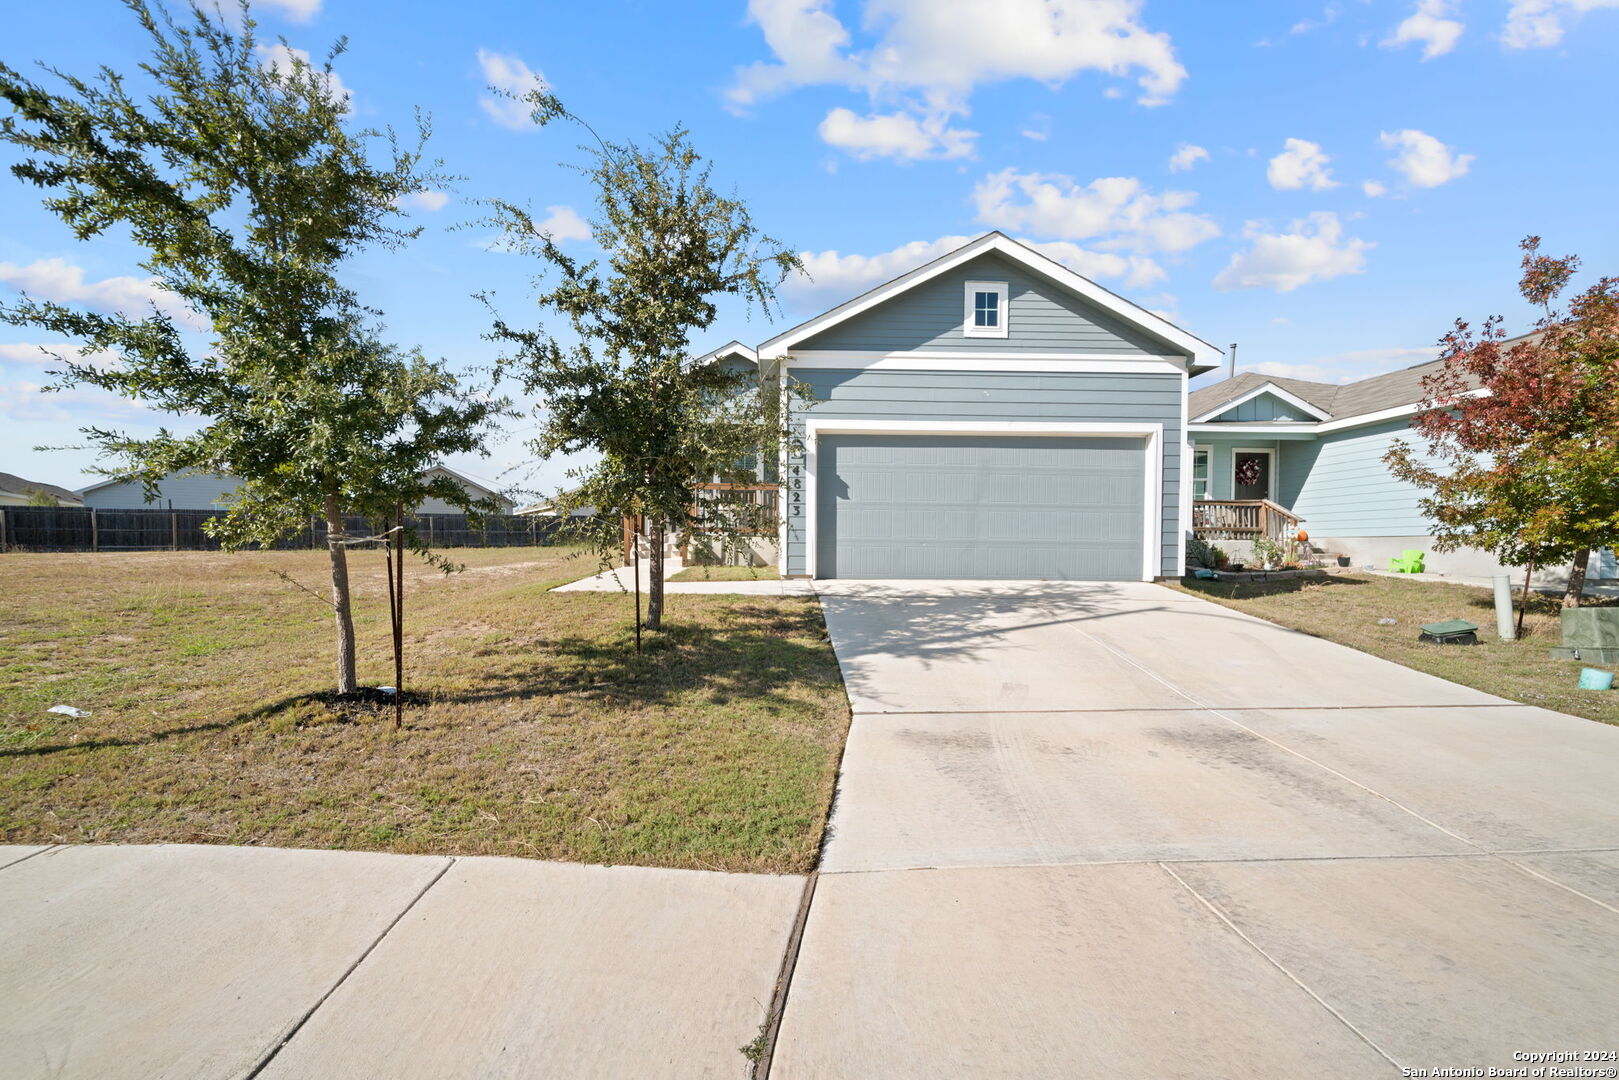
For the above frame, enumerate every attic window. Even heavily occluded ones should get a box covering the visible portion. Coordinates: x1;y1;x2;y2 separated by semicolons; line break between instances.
963;280;1009;338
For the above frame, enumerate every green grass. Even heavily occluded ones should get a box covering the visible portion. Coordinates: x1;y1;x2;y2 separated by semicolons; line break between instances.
1169;572;1619;725
668;564;781;582
0;546;850;872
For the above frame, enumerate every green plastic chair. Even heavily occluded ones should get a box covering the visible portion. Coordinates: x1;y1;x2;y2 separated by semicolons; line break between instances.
1389;549;1426;573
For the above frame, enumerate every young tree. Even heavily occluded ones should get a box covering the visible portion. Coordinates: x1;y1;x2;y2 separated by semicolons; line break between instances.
1387;238;1619;607
0;0;505;692
480;94;803;634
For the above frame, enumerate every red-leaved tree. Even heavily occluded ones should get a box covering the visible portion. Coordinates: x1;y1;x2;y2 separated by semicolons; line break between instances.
1386;237;1619;608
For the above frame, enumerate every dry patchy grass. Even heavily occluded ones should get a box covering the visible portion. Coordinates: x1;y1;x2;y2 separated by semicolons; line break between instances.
0;546;850;872
668;564;781;582
1170;572;1618;725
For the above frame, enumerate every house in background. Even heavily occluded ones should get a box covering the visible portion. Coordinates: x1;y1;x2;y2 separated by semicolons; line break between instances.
710;231;1219;581
0;473;83;507
1186;359;1618;580
78;465;514;514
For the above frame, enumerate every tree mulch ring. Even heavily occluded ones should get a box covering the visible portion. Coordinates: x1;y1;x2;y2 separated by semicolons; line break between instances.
307;686;428;719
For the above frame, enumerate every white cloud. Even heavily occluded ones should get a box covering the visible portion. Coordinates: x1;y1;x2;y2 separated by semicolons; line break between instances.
257;0;322;19
1018;113;1052;142
1168;143;1209;172
398;190;451;212
1380;128;1474;187
0;258;205;330
477;49;548;131
1362;179;1388;198
972;168;1220;255
0;342;123;371
1502;0;1619;47
1383;0;1465;58
1290;5;1341;35
817;107;976;160
1266;138;1337;191
729;0;1186;159
1212;212;1371;293
786;232;1167;307
257;44;350;107
534;205;591;243
0;379;150;423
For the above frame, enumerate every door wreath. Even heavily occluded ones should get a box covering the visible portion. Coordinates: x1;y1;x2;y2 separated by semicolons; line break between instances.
1235;456;1263;488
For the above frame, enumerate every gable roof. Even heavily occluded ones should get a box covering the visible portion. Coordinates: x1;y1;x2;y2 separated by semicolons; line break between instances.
1187;346;1505;428
0;472;82;503
687;340;758;370
758;232;1223;370
1189;380;1332;422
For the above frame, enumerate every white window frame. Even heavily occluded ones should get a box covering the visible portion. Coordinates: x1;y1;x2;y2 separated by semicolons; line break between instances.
963;280;1009;339
1191;444;1212;501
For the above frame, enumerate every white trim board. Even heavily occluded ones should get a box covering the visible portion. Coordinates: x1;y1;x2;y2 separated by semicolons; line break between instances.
1231;446;1278;501
783;355;1188;374
1190;381;1330;423
801;418;1163;583
759;232;1221;367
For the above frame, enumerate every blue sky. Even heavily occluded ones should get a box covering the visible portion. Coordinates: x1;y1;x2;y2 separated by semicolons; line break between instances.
3;0;1617;496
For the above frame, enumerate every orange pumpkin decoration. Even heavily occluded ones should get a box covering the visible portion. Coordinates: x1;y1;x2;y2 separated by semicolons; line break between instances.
1296;530;1309;542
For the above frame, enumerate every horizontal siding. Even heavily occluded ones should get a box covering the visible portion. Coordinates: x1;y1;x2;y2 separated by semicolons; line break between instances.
798;252;1172;356
82;474;242;510
783;369;1183;577
1284;419;1437;536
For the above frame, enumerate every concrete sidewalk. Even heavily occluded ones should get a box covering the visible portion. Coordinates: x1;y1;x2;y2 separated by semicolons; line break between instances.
0;845;803;1080
770;579;1619;1079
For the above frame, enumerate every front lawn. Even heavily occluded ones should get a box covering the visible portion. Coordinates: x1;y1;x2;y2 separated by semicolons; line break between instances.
1171;572;1619;726
668;564;781;582
0;546;850;872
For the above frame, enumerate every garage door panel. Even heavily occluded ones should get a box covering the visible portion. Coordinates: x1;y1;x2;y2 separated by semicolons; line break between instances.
817;435;1146;580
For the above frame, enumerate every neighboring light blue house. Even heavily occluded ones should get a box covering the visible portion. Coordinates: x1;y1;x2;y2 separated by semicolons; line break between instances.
1186;359;1618;579
712;232;1222;581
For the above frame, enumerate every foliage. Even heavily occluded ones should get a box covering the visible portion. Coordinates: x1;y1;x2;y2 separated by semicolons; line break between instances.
1386;237;1619;606
479;90;805;632
1251;536;1284;568
22;488;58;507
0;0;508;689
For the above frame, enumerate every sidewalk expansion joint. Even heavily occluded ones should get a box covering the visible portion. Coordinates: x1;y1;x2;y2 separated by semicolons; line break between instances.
1159;861;1407;1075
0;844;60;872
748;871;819;1080
243;855;456;1080
848;702;1524;716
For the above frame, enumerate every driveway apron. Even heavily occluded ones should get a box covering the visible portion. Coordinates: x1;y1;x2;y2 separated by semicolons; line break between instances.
771;580;1619;1079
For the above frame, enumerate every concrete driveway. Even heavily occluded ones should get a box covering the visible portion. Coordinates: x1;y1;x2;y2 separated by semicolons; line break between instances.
771;580;1619;1079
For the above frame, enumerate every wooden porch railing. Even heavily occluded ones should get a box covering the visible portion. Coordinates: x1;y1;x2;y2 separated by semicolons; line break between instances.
689;483;779;538
1192;499;1302;542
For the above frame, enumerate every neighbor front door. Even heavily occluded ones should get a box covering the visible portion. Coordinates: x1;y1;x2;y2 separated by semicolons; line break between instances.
1234;451;1271;501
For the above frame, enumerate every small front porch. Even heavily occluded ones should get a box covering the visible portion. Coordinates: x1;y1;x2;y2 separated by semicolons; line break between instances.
1191;498;1304;543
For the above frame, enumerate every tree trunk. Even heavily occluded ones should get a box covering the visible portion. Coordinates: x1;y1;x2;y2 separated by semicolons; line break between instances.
647;519;665;630
1563;548;1590;609
325;494;358;694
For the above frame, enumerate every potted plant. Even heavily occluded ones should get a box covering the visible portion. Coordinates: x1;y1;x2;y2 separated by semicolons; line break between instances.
1336;553;1352;567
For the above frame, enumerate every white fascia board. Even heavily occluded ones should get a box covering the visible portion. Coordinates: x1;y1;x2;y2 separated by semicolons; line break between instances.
1190;381;1331;423
687;340;759;370
759;232;1221;366
784;353;1188;374
1187;421;1320;435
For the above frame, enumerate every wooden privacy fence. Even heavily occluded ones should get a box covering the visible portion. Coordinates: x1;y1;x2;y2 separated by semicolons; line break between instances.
0;506;563;553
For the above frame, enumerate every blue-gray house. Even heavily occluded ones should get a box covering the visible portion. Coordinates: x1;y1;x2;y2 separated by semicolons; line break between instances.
746;231;1220;581
1186;354;1618;580
698;233;1615;583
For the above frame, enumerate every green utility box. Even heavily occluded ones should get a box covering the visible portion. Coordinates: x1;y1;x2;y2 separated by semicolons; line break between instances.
1550;608;1619;664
